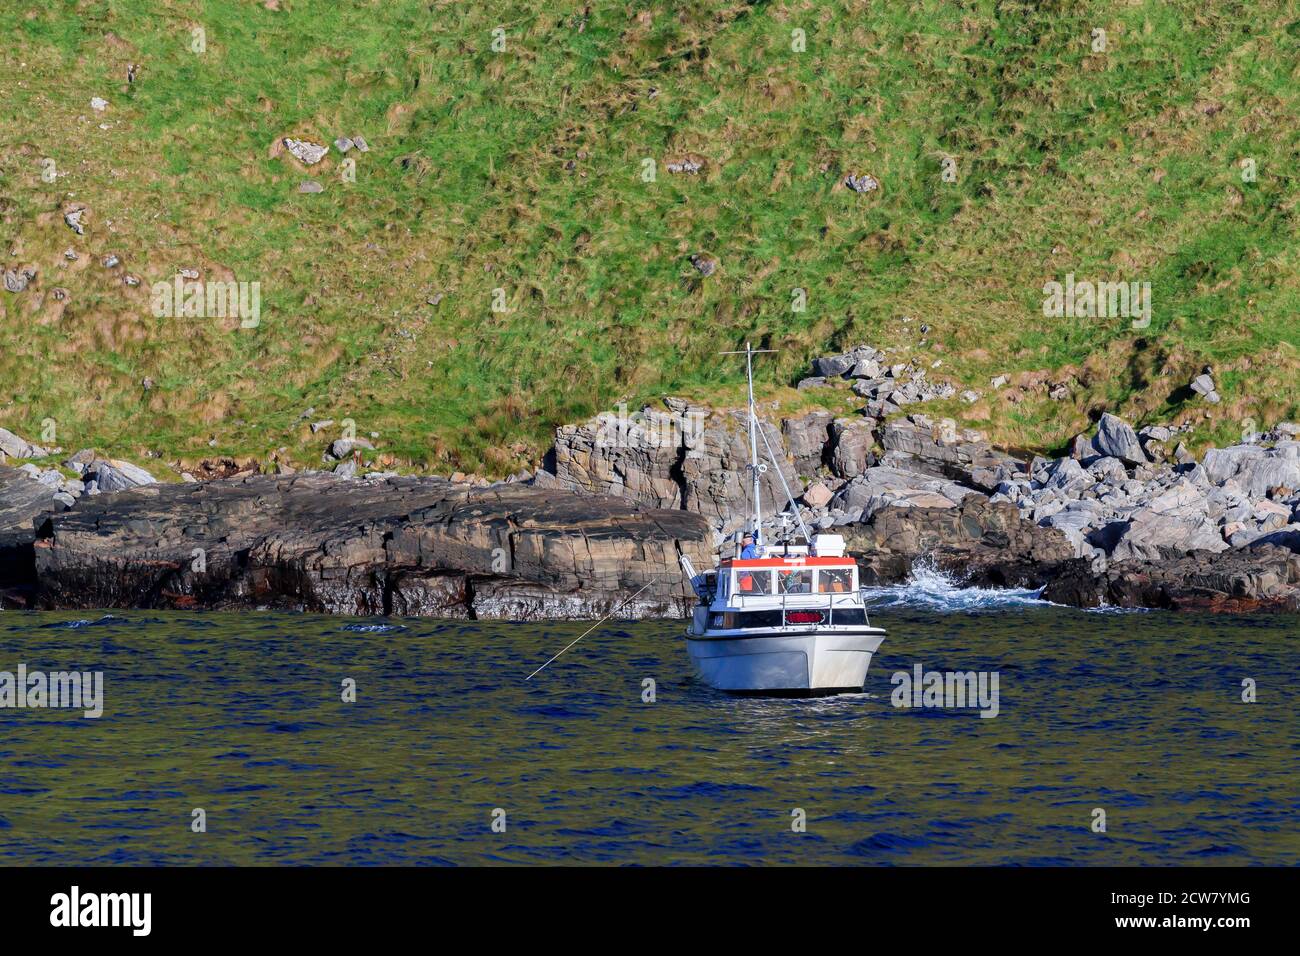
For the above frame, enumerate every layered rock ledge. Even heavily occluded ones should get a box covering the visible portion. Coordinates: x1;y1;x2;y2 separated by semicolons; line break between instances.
2;472;712;619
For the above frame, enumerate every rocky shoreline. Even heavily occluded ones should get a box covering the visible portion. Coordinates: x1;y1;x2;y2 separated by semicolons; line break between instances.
3;343;1300;616
0;470;713;619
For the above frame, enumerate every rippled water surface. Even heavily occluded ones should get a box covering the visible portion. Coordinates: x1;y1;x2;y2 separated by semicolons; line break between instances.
1;585;1296;865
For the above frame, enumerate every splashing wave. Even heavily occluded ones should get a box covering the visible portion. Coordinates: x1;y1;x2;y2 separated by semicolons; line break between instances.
861;558;1050;612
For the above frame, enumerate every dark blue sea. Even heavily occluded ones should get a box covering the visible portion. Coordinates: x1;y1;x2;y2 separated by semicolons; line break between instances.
1;574;1296;865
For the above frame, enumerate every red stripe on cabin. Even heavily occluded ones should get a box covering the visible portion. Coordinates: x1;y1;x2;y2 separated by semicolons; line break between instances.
721;557;854;568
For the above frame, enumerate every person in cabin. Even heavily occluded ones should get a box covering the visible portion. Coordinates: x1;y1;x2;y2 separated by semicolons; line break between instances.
820;568;850;593
740;533;760;560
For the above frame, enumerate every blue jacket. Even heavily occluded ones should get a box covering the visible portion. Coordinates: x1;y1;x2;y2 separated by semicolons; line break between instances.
740;544;759;559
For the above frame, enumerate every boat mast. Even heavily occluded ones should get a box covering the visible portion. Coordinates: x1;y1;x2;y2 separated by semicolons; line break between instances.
721;343;816;548
744;342;762;541
721;343;777;544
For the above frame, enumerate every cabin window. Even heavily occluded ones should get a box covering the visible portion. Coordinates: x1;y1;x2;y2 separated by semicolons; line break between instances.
817;568;854;593
831;608;867;625
712;610;785;629
734;569;773;595
777;569;814;594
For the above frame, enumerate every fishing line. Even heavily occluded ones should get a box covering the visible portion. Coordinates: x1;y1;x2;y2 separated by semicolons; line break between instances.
524;580;656;680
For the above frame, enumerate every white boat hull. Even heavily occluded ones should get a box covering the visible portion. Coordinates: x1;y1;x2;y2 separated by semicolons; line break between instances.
685;629;885;695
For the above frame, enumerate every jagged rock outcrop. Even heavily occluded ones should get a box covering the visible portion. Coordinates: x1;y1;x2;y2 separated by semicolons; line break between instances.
551;402;692;508
25;474;713;619
546;343;981;531
782;410;834;477
841;496;1078;589
832;465;979;520
550;399;800;531
540;384;1300;612
877;416;1022;491
1042;544;1300;612
1;465;72;603
997;426;1300;563
828;418;875;479
1092;480;1230;561
0;465;66;530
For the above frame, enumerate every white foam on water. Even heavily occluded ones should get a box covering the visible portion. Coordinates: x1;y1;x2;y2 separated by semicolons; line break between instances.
861;558;1051;612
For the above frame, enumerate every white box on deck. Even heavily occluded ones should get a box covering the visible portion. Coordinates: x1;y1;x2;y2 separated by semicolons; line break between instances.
812;533;845;556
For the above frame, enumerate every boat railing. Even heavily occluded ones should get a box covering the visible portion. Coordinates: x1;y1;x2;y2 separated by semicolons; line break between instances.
728;590;872;628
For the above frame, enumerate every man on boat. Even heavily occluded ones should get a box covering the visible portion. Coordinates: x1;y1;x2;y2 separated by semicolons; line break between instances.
740;532;760;559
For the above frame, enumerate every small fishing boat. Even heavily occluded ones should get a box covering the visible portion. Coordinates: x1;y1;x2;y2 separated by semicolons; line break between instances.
680;344;886;695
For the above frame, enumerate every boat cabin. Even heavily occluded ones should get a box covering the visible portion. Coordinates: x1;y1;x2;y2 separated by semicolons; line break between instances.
692;534;870;630
719;557;858;598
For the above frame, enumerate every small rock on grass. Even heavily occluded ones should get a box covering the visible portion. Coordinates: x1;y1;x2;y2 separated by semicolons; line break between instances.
329;437;375;459
666;154;705;175
844;173;879;193
690;254;717;277
3;268;36;293
284;138;329;165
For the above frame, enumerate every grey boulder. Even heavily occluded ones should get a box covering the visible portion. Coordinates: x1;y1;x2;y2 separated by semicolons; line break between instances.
1093;413;1146;465
0;428;51;460
90;460;157;492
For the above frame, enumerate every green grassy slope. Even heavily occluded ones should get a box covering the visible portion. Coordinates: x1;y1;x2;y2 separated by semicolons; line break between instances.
1;1;1297;476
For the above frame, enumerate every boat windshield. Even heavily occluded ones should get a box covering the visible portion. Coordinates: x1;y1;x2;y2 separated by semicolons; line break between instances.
734;569;773;595
816;568;854;593
777;569;813;594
